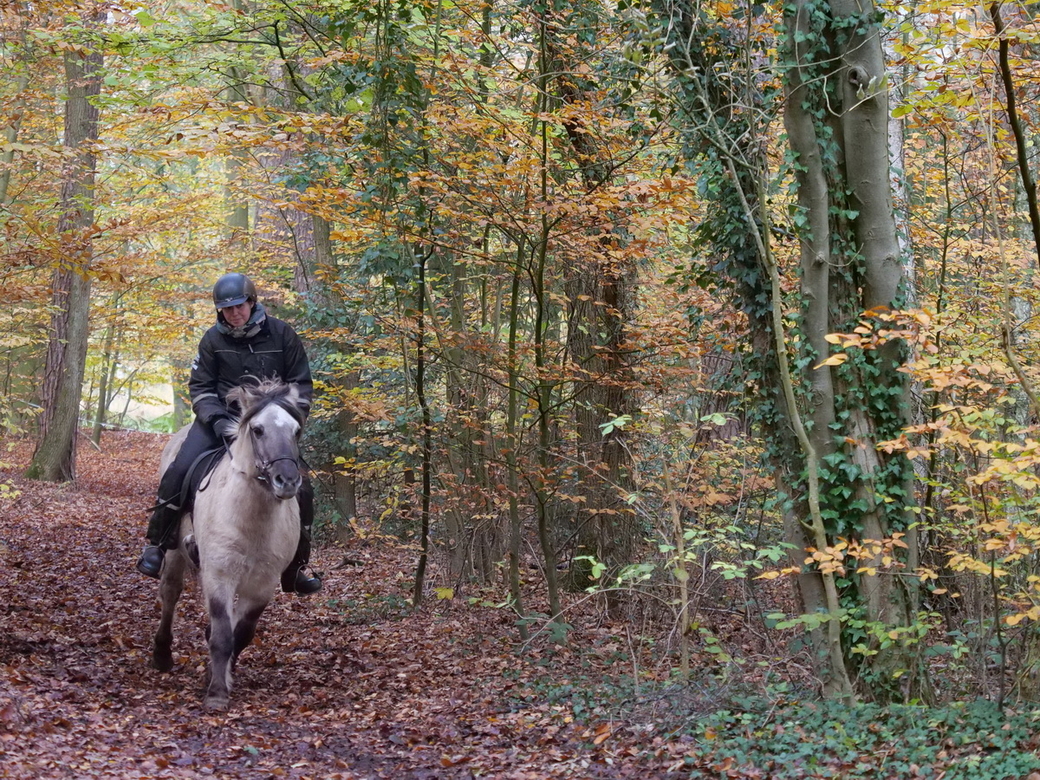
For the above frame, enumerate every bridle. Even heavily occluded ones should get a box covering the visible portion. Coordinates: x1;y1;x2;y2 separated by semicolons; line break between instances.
246;420;301;485
255;455;300;484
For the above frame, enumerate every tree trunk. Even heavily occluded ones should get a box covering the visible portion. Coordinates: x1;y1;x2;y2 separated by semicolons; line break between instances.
785;0;925;700
172;355;191;429
305;215;361;538
90;323;116;445
506;239;529;639
411;247;433;607
540;11;637;591
225;57;250;245
0;71;29;208
26;34;102;482
654;0;927;699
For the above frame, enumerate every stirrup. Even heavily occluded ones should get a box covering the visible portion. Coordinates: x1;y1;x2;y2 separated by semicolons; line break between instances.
282;566;322;595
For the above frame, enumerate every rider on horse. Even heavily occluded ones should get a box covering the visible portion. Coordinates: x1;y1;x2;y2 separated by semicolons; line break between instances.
136;272;322;595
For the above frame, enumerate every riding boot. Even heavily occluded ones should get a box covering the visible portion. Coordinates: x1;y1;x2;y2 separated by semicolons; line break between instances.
281;524;322;595
136;502;180;579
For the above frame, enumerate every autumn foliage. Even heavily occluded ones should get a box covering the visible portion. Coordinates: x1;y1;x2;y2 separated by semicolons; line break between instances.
9;1;1040;769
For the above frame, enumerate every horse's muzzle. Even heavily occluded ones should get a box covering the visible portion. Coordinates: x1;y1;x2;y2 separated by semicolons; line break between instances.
256;453;302;499
270;470;302;500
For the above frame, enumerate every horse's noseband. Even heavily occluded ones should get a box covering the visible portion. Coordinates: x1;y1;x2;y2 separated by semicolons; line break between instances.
255;455;300;484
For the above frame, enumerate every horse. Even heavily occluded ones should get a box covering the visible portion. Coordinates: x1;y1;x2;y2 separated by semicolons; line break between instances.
150;379;309;710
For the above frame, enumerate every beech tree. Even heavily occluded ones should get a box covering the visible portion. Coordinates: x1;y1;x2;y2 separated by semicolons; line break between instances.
26;13;102;482
536;0;641;594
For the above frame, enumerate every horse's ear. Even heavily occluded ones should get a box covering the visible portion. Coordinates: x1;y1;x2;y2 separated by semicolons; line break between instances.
226;385;244;408
286;383;311;417
226;384;256;411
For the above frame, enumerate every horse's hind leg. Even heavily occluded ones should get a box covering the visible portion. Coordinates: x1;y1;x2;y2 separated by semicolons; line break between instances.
203;585;235;710
152;551;187;672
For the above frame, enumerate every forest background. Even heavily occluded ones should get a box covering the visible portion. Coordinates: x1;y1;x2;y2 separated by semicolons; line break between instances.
8;0;1040;769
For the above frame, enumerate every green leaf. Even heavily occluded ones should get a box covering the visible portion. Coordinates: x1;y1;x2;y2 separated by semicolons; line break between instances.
599;414;632;436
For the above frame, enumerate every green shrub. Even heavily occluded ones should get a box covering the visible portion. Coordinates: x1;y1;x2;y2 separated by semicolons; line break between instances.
685;699;1040;779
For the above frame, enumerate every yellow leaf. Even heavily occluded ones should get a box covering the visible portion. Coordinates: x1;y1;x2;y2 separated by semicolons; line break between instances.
434;587;454;600
814;353;848;369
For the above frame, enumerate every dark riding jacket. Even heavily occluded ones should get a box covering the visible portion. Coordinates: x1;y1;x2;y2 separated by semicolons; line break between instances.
148;305;315;549
189;312;313;433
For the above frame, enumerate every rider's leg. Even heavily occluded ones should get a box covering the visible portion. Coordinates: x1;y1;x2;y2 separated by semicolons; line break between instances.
137;419;222;579
281;477;322;595
137;502;179;578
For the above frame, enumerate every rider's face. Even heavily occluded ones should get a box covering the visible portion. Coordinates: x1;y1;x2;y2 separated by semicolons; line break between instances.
220;301;251;328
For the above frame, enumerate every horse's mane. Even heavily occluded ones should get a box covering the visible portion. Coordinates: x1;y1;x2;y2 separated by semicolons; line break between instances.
227;379;307;428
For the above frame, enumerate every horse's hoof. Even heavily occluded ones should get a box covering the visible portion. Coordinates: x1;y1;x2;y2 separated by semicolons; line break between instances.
152;651;174;673
204;695;229;711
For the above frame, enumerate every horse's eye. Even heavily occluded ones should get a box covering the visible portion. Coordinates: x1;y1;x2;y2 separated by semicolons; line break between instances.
253;425;265;437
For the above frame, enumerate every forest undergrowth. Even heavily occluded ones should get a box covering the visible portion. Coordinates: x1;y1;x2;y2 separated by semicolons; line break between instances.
2;431;1040;779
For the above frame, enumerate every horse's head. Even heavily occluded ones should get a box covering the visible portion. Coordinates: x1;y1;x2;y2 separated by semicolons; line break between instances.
226;380;309;500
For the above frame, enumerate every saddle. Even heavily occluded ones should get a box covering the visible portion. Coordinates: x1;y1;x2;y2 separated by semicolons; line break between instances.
151;444;227;538
180;445;228;510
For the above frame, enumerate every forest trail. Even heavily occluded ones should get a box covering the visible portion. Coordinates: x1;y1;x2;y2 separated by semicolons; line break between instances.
0;432;683;779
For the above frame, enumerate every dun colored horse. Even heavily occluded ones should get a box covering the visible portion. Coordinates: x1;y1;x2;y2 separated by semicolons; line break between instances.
151;380;308;710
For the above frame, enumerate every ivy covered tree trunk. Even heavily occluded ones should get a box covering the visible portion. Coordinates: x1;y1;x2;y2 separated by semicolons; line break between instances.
654;0;853;700
784;0;926;701
657;0;926;700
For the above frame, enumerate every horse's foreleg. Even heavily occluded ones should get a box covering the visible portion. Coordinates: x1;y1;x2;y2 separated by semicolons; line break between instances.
204;588;235;710
152;551;187;672
231;600;268;669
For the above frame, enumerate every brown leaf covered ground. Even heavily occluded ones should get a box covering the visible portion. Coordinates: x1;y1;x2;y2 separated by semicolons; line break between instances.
0;431;694;779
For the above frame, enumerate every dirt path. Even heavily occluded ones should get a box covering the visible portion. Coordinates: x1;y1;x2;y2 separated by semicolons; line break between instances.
0;432;683;779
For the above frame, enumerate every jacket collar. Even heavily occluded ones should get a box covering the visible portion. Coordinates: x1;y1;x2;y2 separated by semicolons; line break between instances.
217;302;267;339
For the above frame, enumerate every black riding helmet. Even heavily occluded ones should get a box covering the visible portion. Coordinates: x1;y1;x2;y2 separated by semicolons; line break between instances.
213;272;257;310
